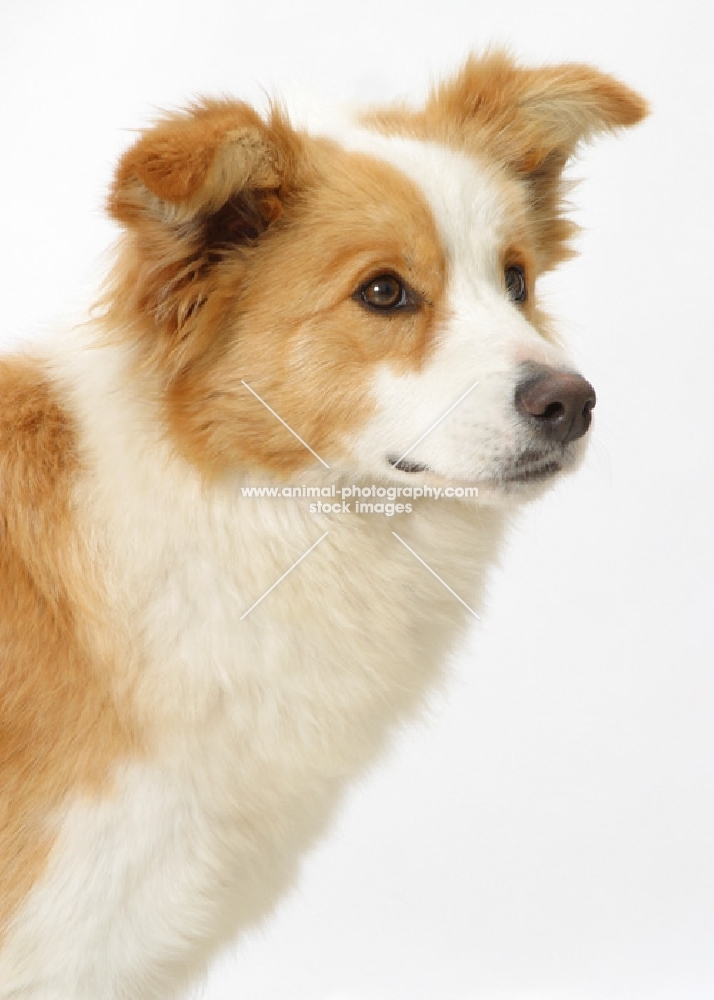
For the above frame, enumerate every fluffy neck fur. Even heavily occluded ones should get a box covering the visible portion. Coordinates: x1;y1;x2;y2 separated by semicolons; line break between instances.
51;323;507;745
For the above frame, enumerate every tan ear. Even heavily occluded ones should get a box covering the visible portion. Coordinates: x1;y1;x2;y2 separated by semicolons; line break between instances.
109;99;297;229
428;51;648;173
105;100;301;369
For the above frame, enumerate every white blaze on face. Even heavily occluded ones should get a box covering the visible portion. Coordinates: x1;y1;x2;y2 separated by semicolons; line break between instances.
321;120;576;485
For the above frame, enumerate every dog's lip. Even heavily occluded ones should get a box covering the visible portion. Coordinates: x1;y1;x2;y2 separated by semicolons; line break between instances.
387;456;480;488
387;455;430;474
489;450;564;484
497;459;563;483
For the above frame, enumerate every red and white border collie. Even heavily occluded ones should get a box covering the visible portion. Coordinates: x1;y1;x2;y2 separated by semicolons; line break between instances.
0;53;646;999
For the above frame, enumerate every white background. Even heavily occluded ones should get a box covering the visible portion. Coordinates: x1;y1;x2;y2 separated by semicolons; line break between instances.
1;2;712;998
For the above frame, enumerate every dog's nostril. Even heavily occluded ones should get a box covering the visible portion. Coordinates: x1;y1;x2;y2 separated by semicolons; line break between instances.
541;401;565;421
515;370;596;445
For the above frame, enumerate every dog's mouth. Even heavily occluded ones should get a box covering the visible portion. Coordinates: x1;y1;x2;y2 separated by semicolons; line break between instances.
387;450;564;485
388;455;430;474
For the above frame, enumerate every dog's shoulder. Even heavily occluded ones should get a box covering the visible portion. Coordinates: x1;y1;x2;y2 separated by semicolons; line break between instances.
0;353;80;593
0;354;134;936
0;354;77;489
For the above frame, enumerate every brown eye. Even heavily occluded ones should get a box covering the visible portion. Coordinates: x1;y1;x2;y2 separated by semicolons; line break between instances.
359;274;408;311
505;265;527;304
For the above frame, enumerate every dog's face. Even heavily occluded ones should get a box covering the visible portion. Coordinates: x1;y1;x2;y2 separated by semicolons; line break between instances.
106;54;646;501
319;132;595;499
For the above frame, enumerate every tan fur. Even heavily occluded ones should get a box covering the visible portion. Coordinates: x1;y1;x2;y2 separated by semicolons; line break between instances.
104;110;447;478
0;358;135;936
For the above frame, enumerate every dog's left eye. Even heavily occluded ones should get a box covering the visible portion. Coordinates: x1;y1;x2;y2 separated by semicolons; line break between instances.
505;265;527;304
358;274;409;311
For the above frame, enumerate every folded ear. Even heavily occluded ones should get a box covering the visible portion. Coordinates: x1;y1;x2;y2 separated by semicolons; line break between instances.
424;52;649;266
105;100;301;368
109;99;296;227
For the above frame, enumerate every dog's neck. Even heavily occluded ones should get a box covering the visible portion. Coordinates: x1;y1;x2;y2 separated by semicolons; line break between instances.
47;323;507;740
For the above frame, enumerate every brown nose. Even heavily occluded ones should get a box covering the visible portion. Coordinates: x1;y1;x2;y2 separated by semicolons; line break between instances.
515;370;596;444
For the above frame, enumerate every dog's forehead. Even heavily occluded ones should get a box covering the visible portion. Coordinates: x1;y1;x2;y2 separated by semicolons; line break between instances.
300;104;526;263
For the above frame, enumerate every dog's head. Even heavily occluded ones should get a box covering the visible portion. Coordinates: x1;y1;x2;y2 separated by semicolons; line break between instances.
106;52;646;501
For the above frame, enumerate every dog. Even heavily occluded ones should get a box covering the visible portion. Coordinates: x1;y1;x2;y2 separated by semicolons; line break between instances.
0;52;646;999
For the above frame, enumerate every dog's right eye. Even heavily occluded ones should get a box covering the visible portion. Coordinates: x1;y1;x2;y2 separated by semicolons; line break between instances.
356;274;411;312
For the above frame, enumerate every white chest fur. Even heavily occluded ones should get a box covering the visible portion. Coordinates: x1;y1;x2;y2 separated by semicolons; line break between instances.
0;336;506;999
